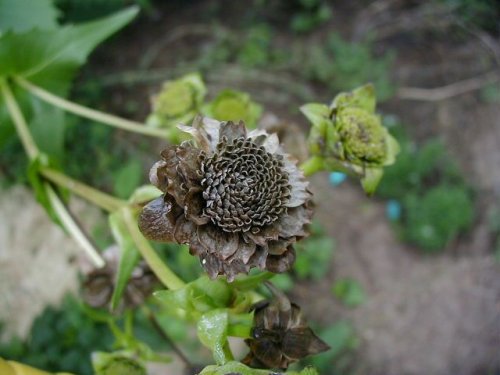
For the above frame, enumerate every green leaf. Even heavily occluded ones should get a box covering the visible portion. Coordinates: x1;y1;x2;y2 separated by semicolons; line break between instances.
332;278;366;308
361;167;383;196
300;103;330;128
0;6;139;91
199;361;319;375
109;209;141;311
29;97;66;160
92;351;146;375
197;309;231;365
113;159;143;199
191;276;233;310
0;0;59;33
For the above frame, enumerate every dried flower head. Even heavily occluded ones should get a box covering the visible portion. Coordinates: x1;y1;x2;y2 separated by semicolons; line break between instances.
139;116;312;281
82;246;158;310
244;283;330;369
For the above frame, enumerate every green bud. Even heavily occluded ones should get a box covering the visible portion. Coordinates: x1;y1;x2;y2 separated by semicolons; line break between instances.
337;107;387;164
301;84;400;194
147;73;206;137
203;89;262;128
93;352;146;375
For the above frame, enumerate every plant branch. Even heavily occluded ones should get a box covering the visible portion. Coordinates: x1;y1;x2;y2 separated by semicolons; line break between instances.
0;79;39;160
397;70;500;101
40;168;126;212
46;183;105;268
121;207;185;290
300;156;325;177
14;76;170;139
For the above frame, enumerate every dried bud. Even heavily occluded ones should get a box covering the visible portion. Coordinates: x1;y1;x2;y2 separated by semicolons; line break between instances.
82;246;158;310
244;283;329;369
139;117;312;281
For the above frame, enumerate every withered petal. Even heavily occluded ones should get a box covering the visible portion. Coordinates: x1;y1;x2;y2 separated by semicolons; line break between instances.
149;160;169;192
138;196;180;242
219;120;247;142
266;247;296;273
173;215;196;244
184;188;210;225
198;225;239;260
276;205;312;239
282;327;330;360
268;239;294;256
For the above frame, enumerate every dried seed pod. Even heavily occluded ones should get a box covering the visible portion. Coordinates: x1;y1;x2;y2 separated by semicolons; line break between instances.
244;283;330;369
82;246;158;310
139;117;313;281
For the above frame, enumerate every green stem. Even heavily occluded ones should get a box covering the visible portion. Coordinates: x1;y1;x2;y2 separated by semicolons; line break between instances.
300;156;325;177
46;183;105;268
15;76;170;139
121;207;185;290
0;79;39;160
41;168;126;212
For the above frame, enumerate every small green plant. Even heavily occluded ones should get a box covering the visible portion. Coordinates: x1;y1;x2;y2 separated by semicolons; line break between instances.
402;186;474;251
289;0;332;33
377;124;474;252
332;278;366;308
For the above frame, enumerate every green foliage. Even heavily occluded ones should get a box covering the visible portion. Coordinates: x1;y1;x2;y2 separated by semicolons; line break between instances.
304;33;395;101
199;361;319;375
294;222;335;280
0;0;59;33
402;185;474;251
0;296;113;375
332;278;366;308
92;351;146;375
441;0;500;32
236;24;273;67
112;159;143;199
55;0;153;23
376;125;474;252
290;0;332;33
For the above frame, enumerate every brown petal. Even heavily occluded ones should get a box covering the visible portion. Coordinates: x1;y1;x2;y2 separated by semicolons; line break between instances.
266;246;296;273
268;239;294;256
198;224;239;260
173;215;196;244
149;160;169;192
282;327;330;360
184;187;210;225
246;337;283;369
138;196;181;242
276;205;312;239
219;120;247;142
200;252;223;279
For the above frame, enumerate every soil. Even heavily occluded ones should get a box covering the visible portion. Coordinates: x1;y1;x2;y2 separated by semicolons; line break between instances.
1;1;499;374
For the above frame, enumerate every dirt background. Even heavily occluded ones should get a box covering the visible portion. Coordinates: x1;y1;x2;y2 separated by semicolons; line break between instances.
1;1;499;374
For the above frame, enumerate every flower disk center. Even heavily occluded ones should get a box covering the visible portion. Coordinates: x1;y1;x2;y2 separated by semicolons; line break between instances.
201;137;291;233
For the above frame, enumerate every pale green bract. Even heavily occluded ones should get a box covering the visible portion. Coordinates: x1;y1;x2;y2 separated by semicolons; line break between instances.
300;84;400;194
198;361;319;375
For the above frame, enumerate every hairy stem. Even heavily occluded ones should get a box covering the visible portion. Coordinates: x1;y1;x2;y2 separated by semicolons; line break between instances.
0;79;39;160
121;207;185;290
41;168;126;212
15;76;170;139
46;183;105;268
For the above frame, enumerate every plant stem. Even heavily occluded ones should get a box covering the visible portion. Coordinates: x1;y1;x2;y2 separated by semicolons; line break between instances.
15;76;170;139
46;183;105;268
300;156;325;177
121;207;185;290
0;79;39;160
41;168;126;212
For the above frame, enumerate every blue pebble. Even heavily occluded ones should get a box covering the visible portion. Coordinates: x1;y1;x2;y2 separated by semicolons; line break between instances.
386;199;402;221
329;172;347;186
